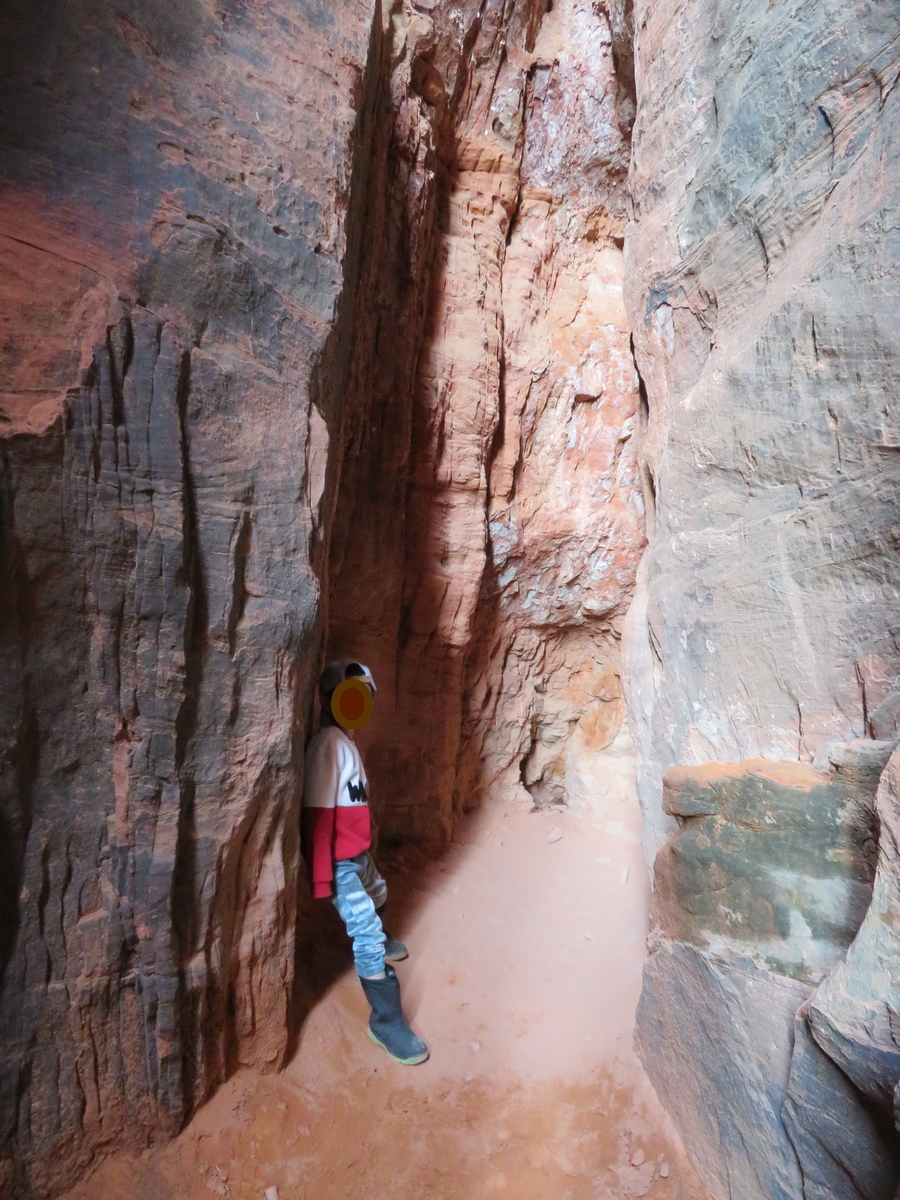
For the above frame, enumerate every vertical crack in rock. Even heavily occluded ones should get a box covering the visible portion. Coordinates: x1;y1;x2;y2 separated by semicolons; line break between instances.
0;0;385;1193
327;0;645;853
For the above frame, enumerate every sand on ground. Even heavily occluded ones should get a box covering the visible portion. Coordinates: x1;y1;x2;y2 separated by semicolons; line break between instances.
60;751;706;1200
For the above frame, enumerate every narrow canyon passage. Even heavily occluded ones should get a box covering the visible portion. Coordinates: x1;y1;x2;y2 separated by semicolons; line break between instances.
5;0;900;1196
58;748;703;1200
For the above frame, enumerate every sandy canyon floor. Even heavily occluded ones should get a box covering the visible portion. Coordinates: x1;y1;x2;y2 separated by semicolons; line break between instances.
61;752;706;1200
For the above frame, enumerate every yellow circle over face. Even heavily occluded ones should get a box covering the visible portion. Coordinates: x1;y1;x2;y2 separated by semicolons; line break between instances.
331;678;374;729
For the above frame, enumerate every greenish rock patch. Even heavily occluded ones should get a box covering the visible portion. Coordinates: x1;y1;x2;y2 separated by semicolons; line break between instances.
653;742;890;982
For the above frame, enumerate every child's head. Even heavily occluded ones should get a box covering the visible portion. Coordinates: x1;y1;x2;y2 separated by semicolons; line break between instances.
319;659;376;726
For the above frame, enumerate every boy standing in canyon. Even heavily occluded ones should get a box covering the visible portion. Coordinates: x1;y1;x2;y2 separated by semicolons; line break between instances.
302;658;429;1065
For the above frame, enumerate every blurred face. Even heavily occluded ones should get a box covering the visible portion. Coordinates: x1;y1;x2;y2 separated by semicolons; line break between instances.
329;677;374;730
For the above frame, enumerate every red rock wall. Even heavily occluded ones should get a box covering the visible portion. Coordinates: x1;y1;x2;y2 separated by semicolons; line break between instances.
327;0;644;847
0;1;380;1193
0;0;643;1195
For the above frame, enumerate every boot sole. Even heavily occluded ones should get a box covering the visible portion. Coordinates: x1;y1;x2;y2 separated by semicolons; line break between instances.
384;948;408;962
368;1028;429;1065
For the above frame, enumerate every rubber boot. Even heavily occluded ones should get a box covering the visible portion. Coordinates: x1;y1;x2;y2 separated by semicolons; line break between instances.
359;966;429;1065
376;904;409;962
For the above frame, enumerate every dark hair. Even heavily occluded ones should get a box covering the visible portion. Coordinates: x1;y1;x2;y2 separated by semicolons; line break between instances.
321;661;367;722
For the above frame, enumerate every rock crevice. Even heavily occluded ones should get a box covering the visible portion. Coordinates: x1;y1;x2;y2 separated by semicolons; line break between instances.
327;0;644;849
6;0;900;1197
0;1;644;1194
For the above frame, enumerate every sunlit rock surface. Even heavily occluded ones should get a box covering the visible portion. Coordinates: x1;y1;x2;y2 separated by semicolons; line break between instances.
327;0;644;846
625;0;900;1194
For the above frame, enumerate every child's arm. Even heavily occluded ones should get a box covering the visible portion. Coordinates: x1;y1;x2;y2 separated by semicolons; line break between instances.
303;807;336;897
302;734;339;898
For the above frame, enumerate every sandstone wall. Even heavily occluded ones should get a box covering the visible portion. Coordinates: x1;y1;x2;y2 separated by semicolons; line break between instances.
637;744;898;1199
0;0;645;1195
0;1;380;1192
624;0;900;855
626;1;900;1194
327;0;644;847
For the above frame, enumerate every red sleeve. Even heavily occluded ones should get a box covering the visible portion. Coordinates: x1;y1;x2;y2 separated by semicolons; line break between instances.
303;807;336;898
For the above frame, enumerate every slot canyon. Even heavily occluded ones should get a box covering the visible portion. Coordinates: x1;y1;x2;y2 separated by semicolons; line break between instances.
1;0;900;1197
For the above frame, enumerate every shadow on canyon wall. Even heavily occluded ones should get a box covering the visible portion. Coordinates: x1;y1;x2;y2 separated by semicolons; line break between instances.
0;0;644;1194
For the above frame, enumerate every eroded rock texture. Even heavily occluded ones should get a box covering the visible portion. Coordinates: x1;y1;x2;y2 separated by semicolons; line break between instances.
810;745;900;1149
16;0;900;1194
0;1;379;1193
327;0;644;847
638;746;899;1200
0;0;644;1195
625;0;900;855
627;1;900;1194
653;756;879;983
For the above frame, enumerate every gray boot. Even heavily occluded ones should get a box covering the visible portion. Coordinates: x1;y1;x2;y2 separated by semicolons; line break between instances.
376;904;408;962
359;966;429;1065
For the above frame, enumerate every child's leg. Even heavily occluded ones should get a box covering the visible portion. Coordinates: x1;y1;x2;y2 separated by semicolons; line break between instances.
332;855;386;978
357;852;388;909
335;858;428;1064
358;852;408;962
